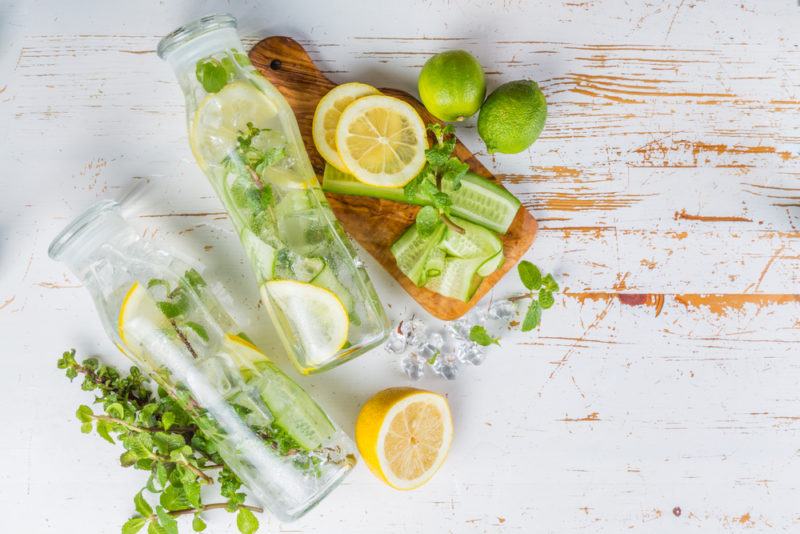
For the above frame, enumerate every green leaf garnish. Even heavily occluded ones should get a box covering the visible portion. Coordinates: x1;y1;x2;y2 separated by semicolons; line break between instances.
416;206;440;237
134;490;153;517
539;288;555;309
184;321;209;342
517;260;542;291
195;58;228;93
542;273;559;292
122;517;147;534
237;507;259;534
469;325;500;346
192;513;207;532
522;300;542;331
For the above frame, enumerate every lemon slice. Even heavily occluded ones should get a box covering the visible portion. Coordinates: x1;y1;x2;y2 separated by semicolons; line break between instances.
312;82;381;173
190;80;279;167
118;282;169;347
222;333;266;369
355;387;453;490
335;95;427;188
262;280;349;367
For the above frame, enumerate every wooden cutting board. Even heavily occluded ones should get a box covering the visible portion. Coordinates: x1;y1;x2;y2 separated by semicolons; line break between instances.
249;36;538;320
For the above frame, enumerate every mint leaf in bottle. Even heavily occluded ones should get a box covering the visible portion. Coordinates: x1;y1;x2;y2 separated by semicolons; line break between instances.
195;58;228;93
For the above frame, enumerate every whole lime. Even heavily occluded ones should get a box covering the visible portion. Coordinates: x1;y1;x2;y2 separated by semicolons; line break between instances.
418;50;486;122
477;80;547;154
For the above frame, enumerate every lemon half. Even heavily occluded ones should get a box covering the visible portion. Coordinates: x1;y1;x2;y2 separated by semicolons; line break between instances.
356;387;453;490
335;95;427;188
312;82;381;173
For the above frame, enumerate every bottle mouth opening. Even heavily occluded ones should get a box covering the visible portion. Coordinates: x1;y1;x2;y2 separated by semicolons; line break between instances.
48;200;120;261
157;13;238;60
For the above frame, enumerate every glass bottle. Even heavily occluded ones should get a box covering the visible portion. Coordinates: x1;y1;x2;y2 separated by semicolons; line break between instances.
48;200;356;522
157;14;389;374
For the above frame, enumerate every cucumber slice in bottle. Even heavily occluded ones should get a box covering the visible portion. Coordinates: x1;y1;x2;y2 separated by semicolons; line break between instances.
444;173;521;234
274;248;325;282
425;257;484;302
390;222;446;286
311;265;360;325
477;250;505;277
440;216;503;259
240;228;276;283
252;360;335;450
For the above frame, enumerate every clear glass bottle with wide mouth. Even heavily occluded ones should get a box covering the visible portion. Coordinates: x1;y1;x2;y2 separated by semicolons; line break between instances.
158;14;389;374
48;200;356;522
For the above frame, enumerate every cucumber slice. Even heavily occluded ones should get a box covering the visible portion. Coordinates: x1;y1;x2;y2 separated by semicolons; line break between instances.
240;228;276;283
229;389;275;430
477;250;505;277
253;360;335;450
425;247;445;278
425;257;484;302
274;248;325;282
444;173;521;234
324;166;520;234
390;222;446;286
440;216;503;259
311;265;360;324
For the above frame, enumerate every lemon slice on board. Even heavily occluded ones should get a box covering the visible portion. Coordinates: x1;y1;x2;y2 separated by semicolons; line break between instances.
335;95;427;188
190;80;279;166
355;387;453;490
312;82;381;173
262;280;349;367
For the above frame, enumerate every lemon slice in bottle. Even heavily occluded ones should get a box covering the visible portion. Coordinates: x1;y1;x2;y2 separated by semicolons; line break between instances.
335;94;427;188
189;80;279;167
262;280;349;368
118;281;169;347
312;82;381;173
355;387;453;490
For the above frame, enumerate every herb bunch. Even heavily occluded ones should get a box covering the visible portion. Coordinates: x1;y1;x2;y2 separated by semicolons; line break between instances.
404;124;470;236
513;260;559;331
58;350;262;534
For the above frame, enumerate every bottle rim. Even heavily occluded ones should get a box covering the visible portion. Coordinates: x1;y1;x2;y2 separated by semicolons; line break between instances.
48;199;120;261
157;13;238;60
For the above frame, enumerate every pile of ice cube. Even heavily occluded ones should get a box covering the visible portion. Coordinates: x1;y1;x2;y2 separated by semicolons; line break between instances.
385;299;517;380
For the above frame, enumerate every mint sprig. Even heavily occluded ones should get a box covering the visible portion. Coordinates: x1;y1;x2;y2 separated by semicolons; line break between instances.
469;325;500;346
515;260;559;331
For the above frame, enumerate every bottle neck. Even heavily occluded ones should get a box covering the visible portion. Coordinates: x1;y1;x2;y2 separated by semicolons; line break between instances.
48;200;140;279
158;14;244;95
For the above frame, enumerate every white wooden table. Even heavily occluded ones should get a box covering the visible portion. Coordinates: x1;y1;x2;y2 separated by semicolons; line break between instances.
3;1;799;532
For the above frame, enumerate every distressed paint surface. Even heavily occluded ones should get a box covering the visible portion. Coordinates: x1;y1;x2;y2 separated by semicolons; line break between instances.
1;1;799;533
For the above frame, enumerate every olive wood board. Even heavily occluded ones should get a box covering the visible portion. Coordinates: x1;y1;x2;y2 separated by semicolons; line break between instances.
249;36;538;320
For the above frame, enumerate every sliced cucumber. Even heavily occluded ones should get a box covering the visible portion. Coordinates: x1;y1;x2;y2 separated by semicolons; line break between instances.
274;248;325;282
390;222;446;286
240;228;276;283
444;173;520;234
311;265;360;325
425;257;484;302
229;389;274;430
324;166;520;234
440;216;503;259
477;250;505;277
253;360;335;450
425;247;445;278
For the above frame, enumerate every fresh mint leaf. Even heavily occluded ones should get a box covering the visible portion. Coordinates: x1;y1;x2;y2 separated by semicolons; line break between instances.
161;411;176;431
96;420;115;444
184;321;209;342
441;158;469;191
134;490;153;517
195;58;228;93
542;273;559;293
76;404;93;423
156;506;179;534
192;514;207;532
106;402;124;419
517;261;542;291
539;288;555;309
237;507;259;534
80;422;93;433
432;192;452;209
159;484;191;511
122;517;147;534
522;300;542;332
416;206;440;237
156;288;189;319
148;521;167;534
184;269;206;289
469;325;500;346
147;279;170;291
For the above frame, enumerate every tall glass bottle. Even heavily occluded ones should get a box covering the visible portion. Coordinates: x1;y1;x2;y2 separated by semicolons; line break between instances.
49;200;356;521
157;15;389;374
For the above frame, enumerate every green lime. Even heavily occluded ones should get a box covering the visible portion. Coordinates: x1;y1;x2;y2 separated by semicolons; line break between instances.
477;80;547;154
418;50;486;122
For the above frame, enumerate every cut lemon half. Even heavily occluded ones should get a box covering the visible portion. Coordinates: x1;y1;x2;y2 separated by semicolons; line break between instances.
355;387;453;490
312;82;381;173
335;95;427;188
262;280;349;368
190;80;279;167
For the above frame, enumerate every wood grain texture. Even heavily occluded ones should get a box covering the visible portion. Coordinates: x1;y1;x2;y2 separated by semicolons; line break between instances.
249;36;537;320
